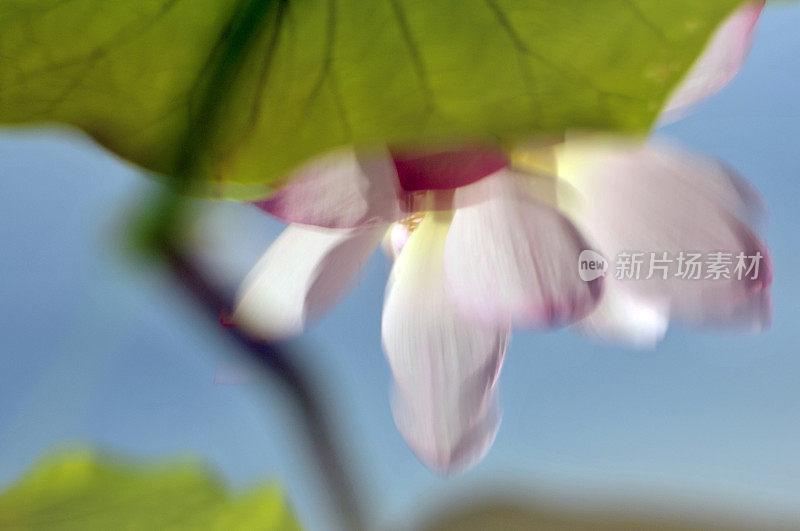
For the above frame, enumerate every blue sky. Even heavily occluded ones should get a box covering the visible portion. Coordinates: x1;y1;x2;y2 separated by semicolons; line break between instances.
1;4;800;529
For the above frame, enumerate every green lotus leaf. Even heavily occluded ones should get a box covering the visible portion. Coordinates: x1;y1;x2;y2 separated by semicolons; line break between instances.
0;0;749;198
0;451;301;530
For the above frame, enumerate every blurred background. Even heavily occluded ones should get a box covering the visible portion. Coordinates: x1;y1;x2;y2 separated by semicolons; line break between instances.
1;3;800;530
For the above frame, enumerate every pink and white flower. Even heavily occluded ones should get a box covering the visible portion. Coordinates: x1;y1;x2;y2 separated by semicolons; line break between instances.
234;140;771;473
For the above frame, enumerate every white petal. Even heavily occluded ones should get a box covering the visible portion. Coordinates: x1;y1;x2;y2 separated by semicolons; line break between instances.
662;1;763;120
558;137;766;229
574;279;669;349
256;147;402;228
558;138;772;330
381;222;414;260
382;212;508;475
234;224;385;339
445;170;602;329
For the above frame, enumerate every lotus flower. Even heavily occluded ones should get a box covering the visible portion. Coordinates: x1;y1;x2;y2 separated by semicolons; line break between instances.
233;2;767;474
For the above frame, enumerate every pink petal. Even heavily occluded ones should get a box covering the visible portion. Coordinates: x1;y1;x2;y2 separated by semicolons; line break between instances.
234;224;385;339
560;139;772;331
382;212;508;474
663;1;764;118
391;147;509;192
256;148;402;228
444;170;602;329
709;288;771;333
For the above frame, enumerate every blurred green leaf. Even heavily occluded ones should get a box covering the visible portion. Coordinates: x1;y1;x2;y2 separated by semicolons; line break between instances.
0;0;748;198
0;451;301;530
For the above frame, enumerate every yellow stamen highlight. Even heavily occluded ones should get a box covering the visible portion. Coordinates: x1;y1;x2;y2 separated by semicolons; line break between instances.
399;212;426;233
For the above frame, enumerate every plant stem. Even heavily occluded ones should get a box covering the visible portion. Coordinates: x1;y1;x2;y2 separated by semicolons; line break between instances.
161;239;365;530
